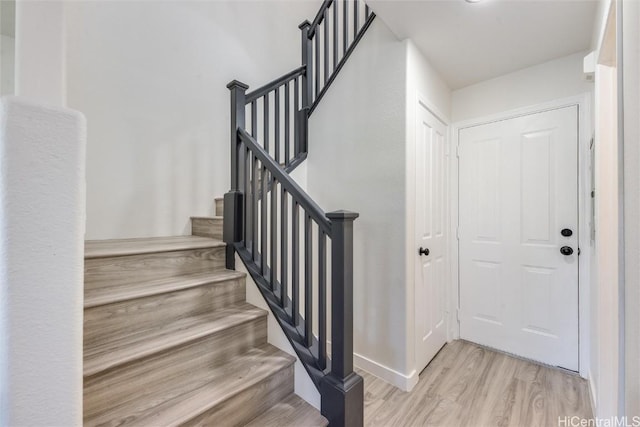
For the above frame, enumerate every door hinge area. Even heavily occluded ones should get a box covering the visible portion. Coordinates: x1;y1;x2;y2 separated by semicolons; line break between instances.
456;144;461;158
456;227;460;240
456;308;461;323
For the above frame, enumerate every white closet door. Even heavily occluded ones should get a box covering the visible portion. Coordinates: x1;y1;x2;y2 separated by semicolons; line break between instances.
415;103;448;373
459;106;579;371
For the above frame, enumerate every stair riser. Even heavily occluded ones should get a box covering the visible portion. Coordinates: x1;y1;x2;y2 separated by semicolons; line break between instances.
215;198;224;217
84;317;267;420
181;364;294;427
85;247;226;289
191;217;223;240
84;278;246;347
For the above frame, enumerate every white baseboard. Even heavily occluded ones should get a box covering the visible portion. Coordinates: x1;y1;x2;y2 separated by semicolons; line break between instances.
354;352;419;392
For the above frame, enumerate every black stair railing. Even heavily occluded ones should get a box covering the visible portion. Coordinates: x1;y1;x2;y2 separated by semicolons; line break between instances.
223;2;374;426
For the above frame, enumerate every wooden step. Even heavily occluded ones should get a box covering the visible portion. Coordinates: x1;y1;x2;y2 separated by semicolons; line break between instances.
245;393;328;427
84;270;246;346
84;344;295;427
84;269;244;308
191;216;223;239
215;197;224;217
85;236;226;288
84;302;267;378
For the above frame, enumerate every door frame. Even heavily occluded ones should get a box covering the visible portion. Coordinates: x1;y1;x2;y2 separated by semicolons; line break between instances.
449;94;592;378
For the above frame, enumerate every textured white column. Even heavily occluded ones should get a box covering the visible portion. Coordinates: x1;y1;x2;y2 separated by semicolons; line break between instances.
0;97;85;426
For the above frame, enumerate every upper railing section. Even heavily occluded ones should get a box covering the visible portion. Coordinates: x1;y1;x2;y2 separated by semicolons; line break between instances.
302;0;375;115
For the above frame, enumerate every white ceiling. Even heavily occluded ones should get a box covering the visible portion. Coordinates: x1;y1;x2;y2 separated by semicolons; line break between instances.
367;0;598;89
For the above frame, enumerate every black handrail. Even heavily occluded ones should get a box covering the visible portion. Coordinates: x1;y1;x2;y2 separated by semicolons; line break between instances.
238;128;331;233
245;66;306;104
308;0;333;38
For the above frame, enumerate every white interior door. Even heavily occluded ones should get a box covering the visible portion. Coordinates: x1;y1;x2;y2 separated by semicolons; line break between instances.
458;106;579;371
415;102;448;373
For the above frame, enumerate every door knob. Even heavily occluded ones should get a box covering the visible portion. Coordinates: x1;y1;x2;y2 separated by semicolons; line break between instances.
560;246;574;256
561;228;573;237
419;247;430;256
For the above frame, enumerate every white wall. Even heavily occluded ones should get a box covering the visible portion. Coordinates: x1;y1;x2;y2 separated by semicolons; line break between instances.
65;0;317;239
0;35;14;96
452;51;593;123
14;0;65;105
306;19;451;390
0;97;85;426
307;18;408;381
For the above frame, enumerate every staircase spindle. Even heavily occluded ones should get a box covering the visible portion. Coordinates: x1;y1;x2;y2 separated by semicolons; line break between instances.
263;94;270;154
284;82;290;163
270;179;278;287
252;156;259;260
318;230;327;370
261;166;268;279
333;2;338;71
315;32;320;99
280;187;288;308
304;214;313;347
324;9;329;84
343;0;349;53
292;200;300;326
354;0;359;36
274;88;280;163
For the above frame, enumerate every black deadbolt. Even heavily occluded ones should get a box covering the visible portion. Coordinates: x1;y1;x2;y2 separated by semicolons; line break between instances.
560;246;574;256
561;228;573;237
419;247;430;256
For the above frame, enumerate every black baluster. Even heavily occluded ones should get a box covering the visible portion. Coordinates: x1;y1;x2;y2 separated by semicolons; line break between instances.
315;30;320;98
354;0;359;36
343;0;348;53
284;82;290;163
263;94;269;154
333;2;338;71
261;166;268;279
318;230;327;370
324;9;329;84
304;214;313;347
252;155;259;261
291;201;299;325
280;188;288;308
275;87;280;164
270;179;278;288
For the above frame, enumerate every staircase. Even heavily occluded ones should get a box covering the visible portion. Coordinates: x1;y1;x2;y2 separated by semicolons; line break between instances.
83;198;327;426
83;0;375;425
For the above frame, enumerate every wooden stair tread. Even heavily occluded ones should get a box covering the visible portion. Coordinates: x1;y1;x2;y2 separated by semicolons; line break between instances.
84;269;244;308
244;393;328;427
85;235;224;259
190;215;222;220
84;302;267;377
85;344;295;427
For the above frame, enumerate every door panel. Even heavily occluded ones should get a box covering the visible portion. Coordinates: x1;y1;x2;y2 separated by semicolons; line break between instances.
415;103;448;373
459;106;579;371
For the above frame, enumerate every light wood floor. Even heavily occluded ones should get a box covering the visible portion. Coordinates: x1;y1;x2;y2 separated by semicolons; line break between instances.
361;340;592;427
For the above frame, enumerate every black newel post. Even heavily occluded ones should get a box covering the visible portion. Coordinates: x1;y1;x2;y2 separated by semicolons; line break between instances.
298;20;312;155
321;210;363;427
223;80;249;270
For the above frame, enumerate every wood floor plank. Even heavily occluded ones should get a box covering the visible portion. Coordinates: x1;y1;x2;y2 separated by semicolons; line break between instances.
244;393;328;427
360;340;593;427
